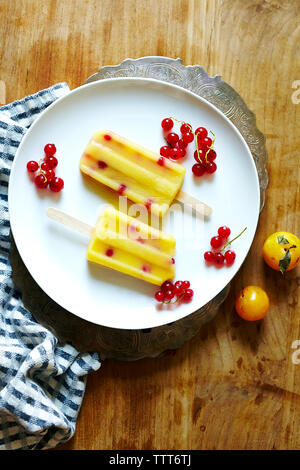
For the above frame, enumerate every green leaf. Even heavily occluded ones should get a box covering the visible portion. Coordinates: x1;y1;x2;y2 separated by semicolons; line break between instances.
277;235;290;245
279;250;291;274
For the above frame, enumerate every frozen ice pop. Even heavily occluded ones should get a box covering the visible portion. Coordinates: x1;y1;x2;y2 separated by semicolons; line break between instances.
46;206;176;285
80;130;212;217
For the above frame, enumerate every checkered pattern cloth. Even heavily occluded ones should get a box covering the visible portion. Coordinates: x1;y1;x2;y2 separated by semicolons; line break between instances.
0;83;101;450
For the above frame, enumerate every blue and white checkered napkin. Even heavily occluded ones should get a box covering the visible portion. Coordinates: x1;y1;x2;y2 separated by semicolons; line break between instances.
0;83;101;450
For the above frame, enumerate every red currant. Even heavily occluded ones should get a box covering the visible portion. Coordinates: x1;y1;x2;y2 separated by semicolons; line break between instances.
177;146;186;157
155;290;165;302
160;146;170;158
164;289;174;301
26;161;39;173
214;252;225;265
206;149;217;161
205;162;217;174
169;147;184;160
142;264;151;273
161;280;173;293
118;184;127;195
45;169;55;182
161;118;173;132
182;280;190;289
197;136;205;149
204;251;215;263
182;132;194;144
192;163;205;177
157;157;165;166
145;199;153;211
218;226;231;239
49;177;64;192
201;136;213;148
224;250;236;265
180;123;192;134
45;156;58;169
34;173;48;189
40;161;50;172
195;127;208;139
174;281;184;296
97;160;107;169
183;288;194;301
177;139;188;149
166;132;179;146
44;143;56;156
210;236;223;250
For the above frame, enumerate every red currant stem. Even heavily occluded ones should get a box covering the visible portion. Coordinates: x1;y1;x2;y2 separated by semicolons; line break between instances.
35;158;48;181
38;168;48;183
162;293;185;305
219;227;247;252
168;117;215;164
204;130;215;163
195;132;201;163
169;117;192;132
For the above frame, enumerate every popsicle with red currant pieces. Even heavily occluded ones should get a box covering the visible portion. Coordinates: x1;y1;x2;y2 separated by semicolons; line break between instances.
80;130;211;217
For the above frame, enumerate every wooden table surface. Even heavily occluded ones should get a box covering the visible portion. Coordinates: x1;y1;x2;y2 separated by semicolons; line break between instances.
1;0;300;450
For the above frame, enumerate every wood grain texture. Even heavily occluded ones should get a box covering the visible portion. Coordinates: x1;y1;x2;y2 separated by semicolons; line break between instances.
1;0;300;450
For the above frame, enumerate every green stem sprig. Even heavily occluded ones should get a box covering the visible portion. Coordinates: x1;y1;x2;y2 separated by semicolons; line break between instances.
219;227;247;253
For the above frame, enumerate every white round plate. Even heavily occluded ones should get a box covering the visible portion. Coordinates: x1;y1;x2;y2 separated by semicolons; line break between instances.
9;78;260;330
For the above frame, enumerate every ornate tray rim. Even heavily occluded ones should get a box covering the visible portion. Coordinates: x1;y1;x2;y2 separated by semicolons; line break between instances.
10;57;268;360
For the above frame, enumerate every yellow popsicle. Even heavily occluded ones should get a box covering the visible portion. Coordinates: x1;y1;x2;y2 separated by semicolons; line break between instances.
87;206;176;285
80;130;186;216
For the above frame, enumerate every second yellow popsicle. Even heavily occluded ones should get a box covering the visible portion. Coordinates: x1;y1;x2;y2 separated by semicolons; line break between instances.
87;206;176;285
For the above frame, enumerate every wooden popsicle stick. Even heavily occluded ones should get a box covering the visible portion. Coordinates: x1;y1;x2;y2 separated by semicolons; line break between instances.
46;207;94;237
176;190;212;217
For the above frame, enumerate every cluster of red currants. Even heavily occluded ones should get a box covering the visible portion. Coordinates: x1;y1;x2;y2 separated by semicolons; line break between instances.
191;126;217;177
160;118;194;160
204;226;236;266
26;143;64;192
160;118;217;176
155;279;194;303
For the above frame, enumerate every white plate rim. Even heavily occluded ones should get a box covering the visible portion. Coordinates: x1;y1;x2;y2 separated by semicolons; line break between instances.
8;77;261;329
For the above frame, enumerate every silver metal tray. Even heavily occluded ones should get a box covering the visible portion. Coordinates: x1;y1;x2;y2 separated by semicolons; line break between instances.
11;57;268;360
